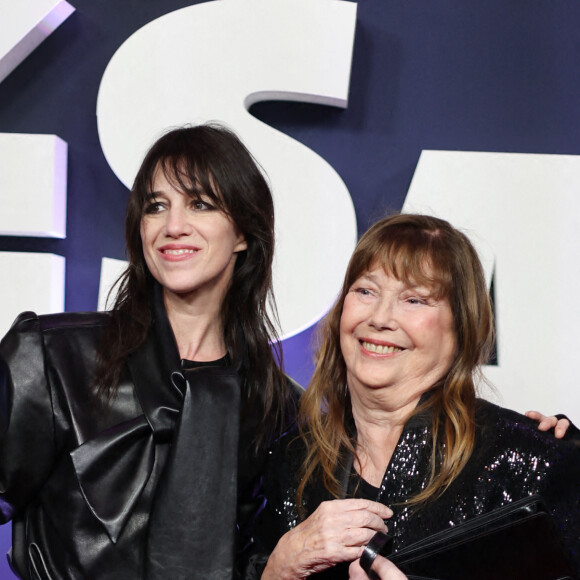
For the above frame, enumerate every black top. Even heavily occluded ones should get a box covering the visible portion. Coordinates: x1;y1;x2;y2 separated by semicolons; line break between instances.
350;476;380;501
181;355;230;369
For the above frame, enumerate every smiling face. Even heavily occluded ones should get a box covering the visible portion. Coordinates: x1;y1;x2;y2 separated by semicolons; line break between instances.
339;266;457;410
140;166;247;307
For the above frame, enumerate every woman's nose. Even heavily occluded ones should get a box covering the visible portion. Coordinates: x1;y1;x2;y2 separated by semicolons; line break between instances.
164;207;193;237
368;298;399;330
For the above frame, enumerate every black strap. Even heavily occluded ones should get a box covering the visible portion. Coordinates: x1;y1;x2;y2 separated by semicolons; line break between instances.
360;531;393;579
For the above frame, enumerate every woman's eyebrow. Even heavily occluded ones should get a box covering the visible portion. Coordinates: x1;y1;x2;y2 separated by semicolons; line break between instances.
358;272;379;284
406;284;431;293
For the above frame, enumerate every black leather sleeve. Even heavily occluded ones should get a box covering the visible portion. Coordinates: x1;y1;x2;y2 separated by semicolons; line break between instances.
0;312;58;523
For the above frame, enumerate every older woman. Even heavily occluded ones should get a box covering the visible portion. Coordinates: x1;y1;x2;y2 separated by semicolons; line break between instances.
251;214;580;579
0;124;299;579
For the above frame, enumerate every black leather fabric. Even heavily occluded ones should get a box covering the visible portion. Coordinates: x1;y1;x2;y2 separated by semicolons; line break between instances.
146;367;241;579
0;300;301;579
360;531;391;575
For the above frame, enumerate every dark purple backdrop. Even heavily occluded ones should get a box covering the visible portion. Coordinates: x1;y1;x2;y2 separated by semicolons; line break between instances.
1;1;579;576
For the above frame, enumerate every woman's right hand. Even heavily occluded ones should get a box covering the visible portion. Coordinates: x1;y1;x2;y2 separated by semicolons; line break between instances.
261;498;393;580
349;555;408;580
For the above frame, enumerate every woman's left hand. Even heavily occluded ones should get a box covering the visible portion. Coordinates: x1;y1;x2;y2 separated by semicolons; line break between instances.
349;555;408;579
525;411;570;439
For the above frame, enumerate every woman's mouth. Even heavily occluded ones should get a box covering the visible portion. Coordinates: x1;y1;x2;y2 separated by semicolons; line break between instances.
157;245;200;261
361;340;403;354
162;248;196;255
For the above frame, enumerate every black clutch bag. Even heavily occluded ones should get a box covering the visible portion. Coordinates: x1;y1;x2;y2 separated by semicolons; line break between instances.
367;495;576;580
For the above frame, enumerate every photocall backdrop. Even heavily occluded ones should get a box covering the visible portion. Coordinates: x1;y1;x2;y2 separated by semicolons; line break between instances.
1;1;579;575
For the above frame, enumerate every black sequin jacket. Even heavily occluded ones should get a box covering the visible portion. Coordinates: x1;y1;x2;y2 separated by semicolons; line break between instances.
246;399;580;578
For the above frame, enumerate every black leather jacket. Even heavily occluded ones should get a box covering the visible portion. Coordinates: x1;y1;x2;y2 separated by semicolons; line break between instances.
0;309;301;579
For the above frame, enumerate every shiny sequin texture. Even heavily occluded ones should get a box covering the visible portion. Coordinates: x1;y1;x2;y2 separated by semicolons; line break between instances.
255;399;580;577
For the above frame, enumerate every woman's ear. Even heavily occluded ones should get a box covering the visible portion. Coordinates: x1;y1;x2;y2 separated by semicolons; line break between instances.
234;234;248;253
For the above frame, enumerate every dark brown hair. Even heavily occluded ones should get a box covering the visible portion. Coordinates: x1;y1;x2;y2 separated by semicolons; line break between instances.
95;123;288;445
298;213;494;505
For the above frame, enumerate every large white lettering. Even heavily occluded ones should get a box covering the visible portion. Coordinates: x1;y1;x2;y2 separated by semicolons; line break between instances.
96;0;358;338
404;150;580;423
0;0;74;83
0;133;67;335
0;0;73;336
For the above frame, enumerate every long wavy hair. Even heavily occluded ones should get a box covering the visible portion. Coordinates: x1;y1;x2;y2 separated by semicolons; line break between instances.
94;123;288;446
297;213;494;506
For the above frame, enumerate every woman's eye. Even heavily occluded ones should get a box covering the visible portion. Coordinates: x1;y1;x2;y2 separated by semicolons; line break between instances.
355;287;373;297
191;199;214;211
144;200;164;214
405;296;427;305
